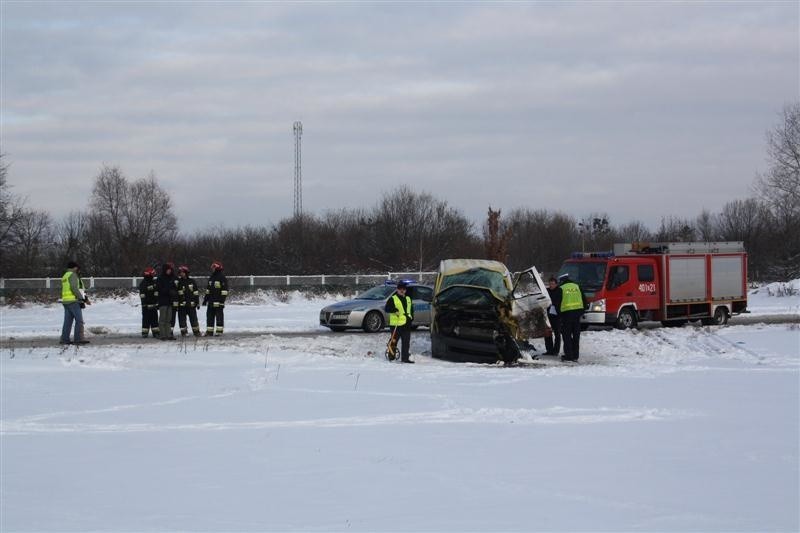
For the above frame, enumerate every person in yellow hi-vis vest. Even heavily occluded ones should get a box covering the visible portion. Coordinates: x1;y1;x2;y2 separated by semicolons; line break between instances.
384;280;414;363
558;273;586;362
60;261;91;345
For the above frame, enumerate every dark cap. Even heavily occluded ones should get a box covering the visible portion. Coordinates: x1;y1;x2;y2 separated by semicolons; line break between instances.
558;273;570;282
396;280;409;289
67;261;79;269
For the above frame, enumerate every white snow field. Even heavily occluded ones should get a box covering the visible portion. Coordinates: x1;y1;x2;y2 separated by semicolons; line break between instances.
1;283;798;531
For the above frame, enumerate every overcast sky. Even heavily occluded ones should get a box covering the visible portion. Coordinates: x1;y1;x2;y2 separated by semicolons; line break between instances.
2;1;798;232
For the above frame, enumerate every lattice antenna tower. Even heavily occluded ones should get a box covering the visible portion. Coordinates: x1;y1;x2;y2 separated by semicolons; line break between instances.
293;121;303;218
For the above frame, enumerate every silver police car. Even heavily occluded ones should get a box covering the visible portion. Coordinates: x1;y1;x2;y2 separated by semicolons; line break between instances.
319;280;433;332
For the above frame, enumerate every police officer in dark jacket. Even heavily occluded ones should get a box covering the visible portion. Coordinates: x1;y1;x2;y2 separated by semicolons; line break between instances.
156;262;178;340
544;276;561;355
203;261;228;336
177;265;202;336
139;266;159;338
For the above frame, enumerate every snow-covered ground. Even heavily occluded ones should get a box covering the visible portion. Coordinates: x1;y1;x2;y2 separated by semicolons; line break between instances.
1;281;798;339
1;283;798;531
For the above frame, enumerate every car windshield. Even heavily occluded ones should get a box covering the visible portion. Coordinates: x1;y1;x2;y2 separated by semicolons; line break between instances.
440;268;509;299
435;286;500;306
355;285;397;300
557;261;607;291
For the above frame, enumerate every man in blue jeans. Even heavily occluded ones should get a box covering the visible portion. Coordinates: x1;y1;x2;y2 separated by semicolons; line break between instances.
60;261;90;345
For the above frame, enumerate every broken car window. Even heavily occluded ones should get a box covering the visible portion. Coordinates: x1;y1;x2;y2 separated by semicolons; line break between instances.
439;268;510;299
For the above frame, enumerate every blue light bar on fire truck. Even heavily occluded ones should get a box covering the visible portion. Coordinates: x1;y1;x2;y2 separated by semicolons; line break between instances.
570;251;615;259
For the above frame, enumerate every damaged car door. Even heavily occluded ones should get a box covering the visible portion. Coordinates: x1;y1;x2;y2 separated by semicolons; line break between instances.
510;267;552;340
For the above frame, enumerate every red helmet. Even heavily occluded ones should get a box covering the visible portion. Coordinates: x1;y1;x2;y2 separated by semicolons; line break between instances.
211;261;223;272
178;265;190;274
143;267;156;277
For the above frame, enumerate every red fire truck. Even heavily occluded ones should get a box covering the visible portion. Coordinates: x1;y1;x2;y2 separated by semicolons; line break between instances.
557;242;748;329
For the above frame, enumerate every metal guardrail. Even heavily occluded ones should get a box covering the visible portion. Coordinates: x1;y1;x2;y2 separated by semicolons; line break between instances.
0;272;438;294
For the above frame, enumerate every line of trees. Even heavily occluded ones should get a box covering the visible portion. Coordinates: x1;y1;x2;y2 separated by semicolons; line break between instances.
1;103;797;281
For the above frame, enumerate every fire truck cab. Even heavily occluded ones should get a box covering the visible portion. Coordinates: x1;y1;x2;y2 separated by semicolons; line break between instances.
557;242;748;329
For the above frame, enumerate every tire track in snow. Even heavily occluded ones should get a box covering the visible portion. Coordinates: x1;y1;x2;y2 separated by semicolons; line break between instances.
6;391;240;424
689;327;759;362
1;406;696;435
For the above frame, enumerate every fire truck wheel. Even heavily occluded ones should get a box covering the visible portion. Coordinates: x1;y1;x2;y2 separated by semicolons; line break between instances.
615;308;638;330
701;307;729;326
712;307;729;326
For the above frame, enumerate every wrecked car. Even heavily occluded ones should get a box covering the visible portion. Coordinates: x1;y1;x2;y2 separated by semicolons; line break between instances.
430;259;552;364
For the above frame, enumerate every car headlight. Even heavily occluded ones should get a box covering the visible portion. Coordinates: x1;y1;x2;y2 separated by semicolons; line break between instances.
589;299;606;312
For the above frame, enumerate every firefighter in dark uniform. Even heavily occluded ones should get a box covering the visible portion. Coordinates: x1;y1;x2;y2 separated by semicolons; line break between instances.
558;273;586;361
139;266;159;338
203;261;228;336
384;280;414;363
157;262;178;340
177;265;202;336
166;261;180;331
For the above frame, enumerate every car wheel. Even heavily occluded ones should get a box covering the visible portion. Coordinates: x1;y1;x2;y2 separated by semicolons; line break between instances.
362;311;385;333
615;307;637;330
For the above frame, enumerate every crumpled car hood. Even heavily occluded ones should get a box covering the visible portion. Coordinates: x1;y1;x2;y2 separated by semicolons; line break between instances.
434;285;514;334
435;284;550;340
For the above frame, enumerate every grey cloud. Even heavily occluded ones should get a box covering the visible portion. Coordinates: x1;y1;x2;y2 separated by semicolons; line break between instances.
2;1;797;232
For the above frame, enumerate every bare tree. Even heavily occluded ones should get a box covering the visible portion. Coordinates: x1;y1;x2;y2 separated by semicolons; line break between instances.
9;209;54;275
0;153;12;241
271;214;341;274
694;210;718;242
0;155;52;276
369;186;475;272
614;220;653;244
0;155;26;268
502;208;578;274
89;165;177;273
716;199;767;242
655;216;696;242
754;103;800;279
577;213;613;251
129;172;179;247
55;211;91;270
755;102;800;225
714;198;770;278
